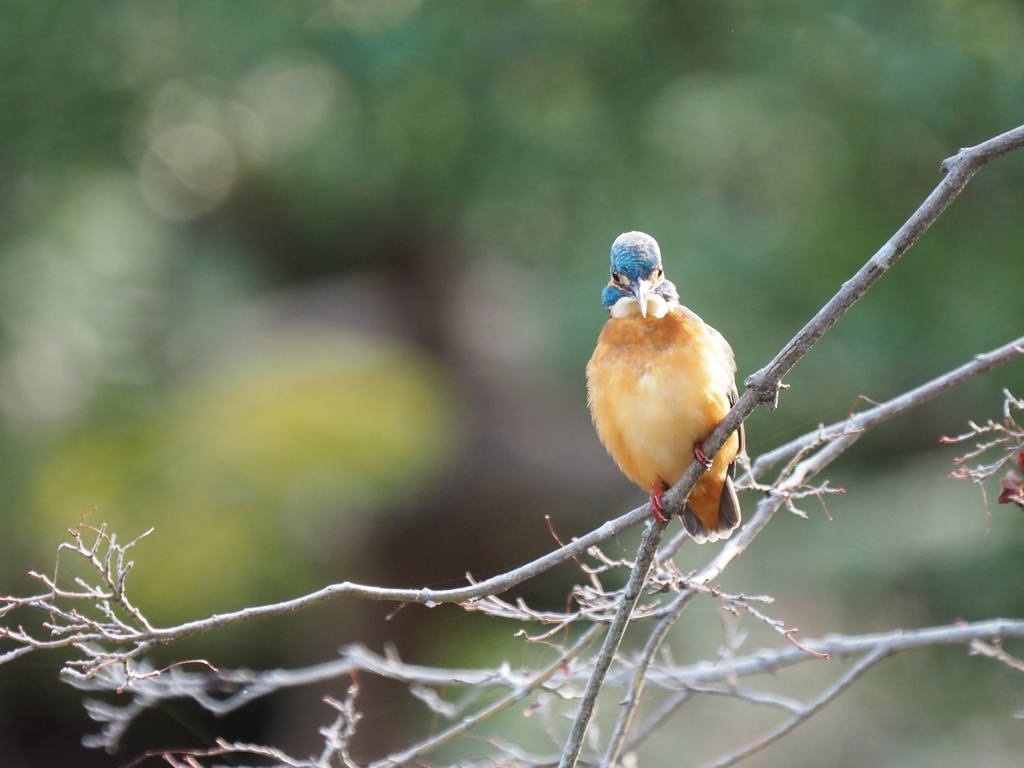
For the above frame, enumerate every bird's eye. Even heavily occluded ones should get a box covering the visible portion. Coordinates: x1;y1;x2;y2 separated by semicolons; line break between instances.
612;272;627;286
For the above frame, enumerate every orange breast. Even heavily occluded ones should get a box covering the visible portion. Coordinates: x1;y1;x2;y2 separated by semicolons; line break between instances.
586;306;738;522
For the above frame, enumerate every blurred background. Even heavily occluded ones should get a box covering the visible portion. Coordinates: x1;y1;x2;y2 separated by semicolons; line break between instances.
1;0;1023;765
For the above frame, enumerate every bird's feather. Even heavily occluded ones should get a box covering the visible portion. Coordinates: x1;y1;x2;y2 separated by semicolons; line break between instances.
587;304;741;539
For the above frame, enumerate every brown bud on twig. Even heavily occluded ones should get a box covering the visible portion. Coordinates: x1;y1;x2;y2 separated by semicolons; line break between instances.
997;470;1024;509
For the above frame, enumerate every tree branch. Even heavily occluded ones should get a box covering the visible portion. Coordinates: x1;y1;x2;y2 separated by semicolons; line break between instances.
750;336;1024;480
658;618;1024;687
742;122;1024;412
71;617;1024;758
600;433;859;768
599;131;1024;766
5;124;1024;765
368;623;603;768
558;518;669;768
566;123;1024;768
698;644;892;768
0;505;651;673
5;334;1022;759
663;123;1024;522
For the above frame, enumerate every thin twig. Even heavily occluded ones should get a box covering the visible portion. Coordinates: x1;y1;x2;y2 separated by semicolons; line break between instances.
750;337;1024;480
655;618;1024;688
619;690;691;755
70;617;1024;758
0;505;652;672
968;638;1024;674
368;624;604;768
602;434;857;768
699;644;892;768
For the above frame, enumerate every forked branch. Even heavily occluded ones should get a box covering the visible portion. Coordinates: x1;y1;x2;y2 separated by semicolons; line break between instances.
563;124;1024;768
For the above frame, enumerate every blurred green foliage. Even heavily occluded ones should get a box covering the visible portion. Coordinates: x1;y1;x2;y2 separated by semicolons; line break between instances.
0;0;1023;765
28;335;453;622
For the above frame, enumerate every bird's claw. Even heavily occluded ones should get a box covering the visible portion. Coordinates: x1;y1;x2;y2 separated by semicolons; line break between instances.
693;442;713;470
650;484;670;522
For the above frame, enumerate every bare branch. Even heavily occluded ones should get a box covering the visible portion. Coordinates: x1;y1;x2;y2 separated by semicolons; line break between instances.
611;331;1024;759
66;617;1024;760
658;124;1024;526
4;125;1024;768
558;518;669;768
751;337;1024;481
121;686;363;768
698;644;891;768
655;618;1024;687
579;123;1024;768
969;638;1024;674
944;389;1024;519
0;505;651;673
601;433;858;768
368;624;603;768
319;682;362;768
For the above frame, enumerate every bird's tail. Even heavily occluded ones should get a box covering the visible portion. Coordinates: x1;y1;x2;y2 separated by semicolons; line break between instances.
682;475;741;544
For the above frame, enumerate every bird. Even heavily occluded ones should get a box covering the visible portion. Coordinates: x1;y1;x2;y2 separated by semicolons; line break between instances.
586;231;744;543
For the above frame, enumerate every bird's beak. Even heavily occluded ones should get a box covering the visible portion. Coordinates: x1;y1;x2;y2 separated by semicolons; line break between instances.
634;278;653;318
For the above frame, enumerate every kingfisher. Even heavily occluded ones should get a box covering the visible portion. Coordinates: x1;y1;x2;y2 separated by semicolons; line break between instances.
586;231;744;543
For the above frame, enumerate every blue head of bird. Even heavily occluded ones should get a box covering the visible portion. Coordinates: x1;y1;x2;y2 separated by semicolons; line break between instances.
601;232;680;319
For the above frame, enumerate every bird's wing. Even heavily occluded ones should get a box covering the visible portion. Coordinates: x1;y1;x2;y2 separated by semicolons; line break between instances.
706;322;746;466
728;386;746;477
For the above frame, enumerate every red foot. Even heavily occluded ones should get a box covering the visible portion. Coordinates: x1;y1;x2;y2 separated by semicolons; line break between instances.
693;441;712;469
650;483;669;522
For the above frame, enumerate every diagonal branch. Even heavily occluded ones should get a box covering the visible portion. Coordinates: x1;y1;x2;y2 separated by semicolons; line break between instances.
602;329;1024;767
601;434;855;768
558;518;669;768
698;644;892;768
367;623;604;768
749;336;1024;480
581;123;1024;768
665;122;1024;518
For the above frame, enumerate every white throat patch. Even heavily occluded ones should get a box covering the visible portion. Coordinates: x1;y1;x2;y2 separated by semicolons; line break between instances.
610;294;671;319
